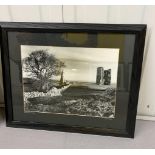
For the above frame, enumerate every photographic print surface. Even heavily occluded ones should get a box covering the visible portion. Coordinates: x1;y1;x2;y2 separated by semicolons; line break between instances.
21;45;119;118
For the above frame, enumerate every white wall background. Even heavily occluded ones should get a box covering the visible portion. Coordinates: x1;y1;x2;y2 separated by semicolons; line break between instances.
0;5;155;120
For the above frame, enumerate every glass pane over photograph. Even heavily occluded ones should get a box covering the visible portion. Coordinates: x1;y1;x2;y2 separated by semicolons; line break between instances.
21;45;119;118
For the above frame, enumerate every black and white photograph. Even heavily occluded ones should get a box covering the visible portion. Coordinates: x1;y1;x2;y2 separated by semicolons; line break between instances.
1;22;146;138
21;45;119;118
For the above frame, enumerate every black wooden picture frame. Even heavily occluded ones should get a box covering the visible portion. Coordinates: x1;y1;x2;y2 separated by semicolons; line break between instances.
0;22;146;138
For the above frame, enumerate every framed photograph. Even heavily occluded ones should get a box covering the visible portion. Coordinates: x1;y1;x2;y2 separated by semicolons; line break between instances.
0;22;146;138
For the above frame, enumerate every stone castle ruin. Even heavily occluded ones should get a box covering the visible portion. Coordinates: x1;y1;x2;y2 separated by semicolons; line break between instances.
96;67;111;85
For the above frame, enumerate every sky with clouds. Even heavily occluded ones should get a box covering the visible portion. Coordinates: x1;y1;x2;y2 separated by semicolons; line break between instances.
21;45;119;83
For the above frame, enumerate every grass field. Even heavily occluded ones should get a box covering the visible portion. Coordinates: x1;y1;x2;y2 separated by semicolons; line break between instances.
24;82;116;118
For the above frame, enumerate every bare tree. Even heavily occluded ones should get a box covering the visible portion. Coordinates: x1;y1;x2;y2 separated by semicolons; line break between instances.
23;50;65;92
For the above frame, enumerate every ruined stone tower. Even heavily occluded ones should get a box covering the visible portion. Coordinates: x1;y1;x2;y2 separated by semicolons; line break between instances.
104;69;111;85
96;67;104;85
96;67;111;85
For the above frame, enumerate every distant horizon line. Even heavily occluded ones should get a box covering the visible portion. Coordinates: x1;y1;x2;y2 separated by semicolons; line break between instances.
23;76;117;84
